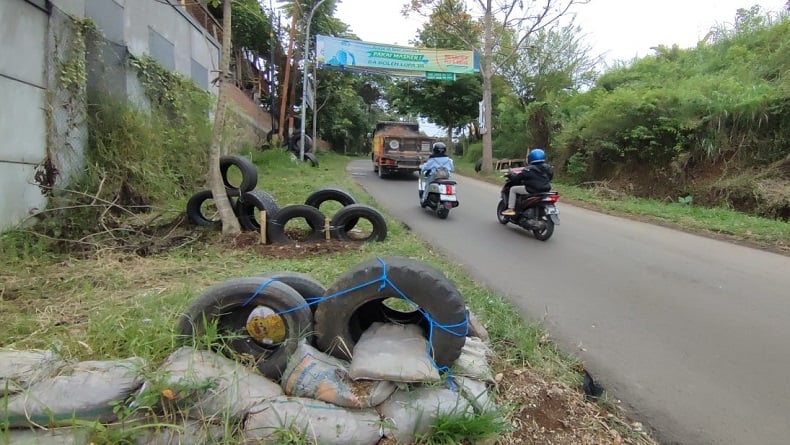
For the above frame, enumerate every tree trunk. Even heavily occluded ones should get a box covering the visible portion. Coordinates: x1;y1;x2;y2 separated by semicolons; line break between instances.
208;0;241;235
446;125;453;155
481;0;494;174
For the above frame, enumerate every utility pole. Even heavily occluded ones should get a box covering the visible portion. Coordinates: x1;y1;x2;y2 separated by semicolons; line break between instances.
299;0;326;161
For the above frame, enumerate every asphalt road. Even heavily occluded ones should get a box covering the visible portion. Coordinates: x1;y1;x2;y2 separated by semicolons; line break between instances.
346;159;790;445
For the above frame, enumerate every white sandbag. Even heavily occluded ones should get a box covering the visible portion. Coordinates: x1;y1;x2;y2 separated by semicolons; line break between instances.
452;336;494;382
348;323;440;383
456;377;497;413
143;347;283;422
2;357;144;428
0;349;66;396
281;342;396;409
379;386;473;444
3;427;90;445
134;417;228;445
245;396;382;445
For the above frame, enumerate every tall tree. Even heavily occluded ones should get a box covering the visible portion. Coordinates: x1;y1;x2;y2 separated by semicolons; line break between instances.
207;0;241;235
405;0;588;172
389;0;482;147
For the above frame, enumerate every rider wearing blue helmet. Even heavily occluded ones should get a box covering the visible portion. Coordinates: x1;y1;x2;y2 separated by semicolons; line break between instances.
501;148;554;216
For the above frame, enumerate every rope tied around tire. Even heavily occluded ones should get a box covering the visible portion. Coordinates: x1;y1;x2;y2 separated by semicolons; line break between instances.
244;258;469;387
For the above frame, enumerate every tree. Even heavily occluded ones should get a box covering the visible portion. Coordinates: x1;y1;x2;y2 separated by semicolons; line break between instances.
207;0;241;235
388;0;482;147
405;0;588;172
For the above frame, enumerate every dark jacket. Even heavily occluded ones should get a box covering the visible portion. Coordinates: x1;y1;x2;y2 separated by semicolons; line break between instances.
508;163;554;193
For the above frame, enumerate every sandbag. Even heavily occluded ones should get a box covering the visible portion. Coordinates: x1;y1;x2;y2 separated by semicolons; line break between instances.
379;387;473;444
281;342;396;409
456;377;496;413
134;417;228;445
452;336;494;382
2;357;144;428
141;347;283;421
244;396;382;445
0;349;66;396
348;323;440;383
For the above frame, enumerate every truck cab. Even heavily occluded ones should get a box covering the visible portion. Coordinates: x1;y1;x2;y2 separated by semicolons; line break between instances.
371;121;435;178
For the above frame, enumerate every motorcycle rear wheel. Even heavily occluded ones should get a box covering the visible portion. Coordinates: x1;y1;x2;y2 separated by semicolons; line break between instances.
532;217;555;241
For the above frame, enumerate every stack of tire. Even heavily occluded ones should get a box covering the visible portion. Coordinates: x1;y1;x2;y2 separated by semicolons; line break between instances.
186;155;388;244
177;256;471;380
288;133;318;167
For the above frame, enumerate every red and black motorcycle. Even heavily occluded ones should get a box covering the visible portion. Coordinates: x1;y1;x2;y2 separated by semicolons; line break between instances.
496;170;560;241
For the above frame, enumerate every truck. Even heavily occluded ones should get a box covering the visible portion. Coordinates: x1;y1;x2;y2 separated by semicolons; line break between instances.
371;121;436;178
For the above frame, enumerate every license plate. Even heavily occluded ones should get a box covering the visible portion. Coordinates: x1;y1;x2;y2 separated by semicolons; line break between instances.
546;206;559;214
440;194;457;201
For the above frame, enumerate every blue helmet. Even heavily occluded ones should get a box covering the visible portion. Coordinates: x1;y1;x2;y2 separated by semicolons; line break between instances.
528;148;546;164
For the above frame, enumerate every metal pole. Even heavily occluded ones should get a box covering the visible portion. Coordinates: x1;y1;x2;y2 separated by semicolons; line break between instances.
300;0;326;161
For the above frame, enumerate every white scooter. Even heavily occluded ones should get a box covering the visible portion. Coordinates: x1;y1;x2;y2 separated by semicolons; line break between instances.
418;167;459;219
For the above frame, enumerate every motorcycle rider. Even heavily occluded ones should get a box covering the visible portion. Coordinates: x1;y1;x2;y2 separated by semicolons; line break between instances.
420;142;454;177
501;148;554;216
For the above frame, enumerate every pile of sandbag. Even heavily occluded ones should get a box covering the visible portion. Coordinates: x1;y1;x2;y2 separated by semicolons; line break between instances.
1;256;495;444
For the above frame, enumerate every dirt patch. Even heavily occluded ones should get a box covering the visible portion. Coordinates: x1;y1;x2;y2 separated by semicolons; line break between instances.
495;366;654;445
222;231;365;259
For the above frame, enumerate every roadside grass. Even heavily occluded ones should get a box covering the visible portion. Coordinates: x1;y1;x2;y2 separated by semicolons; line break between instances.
456;160;790;254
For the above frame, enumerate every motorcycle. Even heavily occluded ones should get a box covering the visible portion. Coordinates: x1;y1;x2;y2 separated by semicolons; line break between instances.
418;167;459;219
496;170;560;241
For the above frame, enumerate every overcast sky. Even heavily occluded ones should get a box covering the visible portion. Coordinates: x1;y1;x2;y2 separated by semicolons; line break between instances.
333;0;787;63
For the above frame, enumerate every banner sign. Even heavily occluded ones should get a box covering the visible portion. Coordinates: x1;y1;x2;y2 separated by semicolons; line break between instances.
316;35;479;76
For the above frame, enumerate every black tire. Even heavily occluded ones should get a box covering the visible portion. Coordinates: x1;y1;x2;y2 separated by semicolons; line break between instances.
237;190;281;237
314;256;467;367
220;155;258;193
259;271;326;312
533;213;555;241
177;277;313;379
305;187;358;231
186;189;239;226
268;204;327;244
474;159;483;172
496;200;509;225
329;204;387;242
437;207;450;219
289;133;313;154
303;152;319;167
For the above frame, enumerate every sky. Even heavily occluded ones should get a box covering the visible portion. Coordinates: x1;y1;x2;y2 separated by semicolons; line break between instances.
333;0;787;64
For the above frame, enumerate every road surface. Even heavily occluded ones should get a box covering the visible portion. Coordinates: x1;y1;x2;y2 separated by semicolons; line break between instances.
346;160;790;445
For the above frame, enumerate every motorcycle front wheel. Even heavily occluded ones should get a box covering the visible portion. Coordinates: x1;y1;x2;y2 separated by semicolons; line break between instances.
496;200;509;225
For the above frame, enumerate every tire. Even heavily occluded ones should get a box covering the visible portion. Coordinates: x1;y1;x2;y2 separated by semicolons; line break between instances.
268;204;327;244
259;271;326;312
329;204;387;242
496;199;509;225
474;159;483;173
437;207;450;219
220;155;258;193
289;133;313;154
303;152;319;167
177;277;313;379
305;187;358;231
237;190;281;236
533;213;555;241
186;189;240;226
313;256;467;367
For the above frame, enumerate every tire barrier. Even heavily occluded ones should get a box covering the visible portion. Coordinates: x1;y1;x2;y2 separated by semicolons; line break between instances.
186;160;387;245
220;154;258;193
177;277;313;380
288;133;313;154
314;256;468;369
186;189;240;226
258;271;326;312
